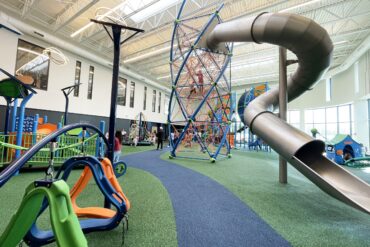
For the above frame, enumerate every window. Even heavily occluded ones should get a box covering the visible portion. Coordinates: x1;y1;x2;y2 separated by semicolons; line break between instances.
165;95;170;115
15;39;50;90
129;81;135;108
313;108;326;139
87;66;94;99
152;90;156;112
326;107;338;140
122;0;178;23
74;61;81;96
354;61;359;94
304;104;354;141
143;86;147;110
326;78;332;102
304;109;314;134
338;105;351;135
368;99;370;147
287;110;300;129
117;77;127;106
158;92;161;113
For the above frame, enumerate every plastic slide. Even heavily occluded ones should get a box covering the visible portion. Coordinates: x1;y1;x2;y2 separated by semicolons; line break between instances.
69;157;130;218
25;156;127;245
200;13;370;213
0;179;87;247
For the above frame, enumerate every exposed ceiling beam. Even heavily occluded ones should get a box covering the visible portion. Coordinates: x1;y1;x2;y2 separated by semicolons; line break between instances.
324;32;370;79
53;0;99;32
119;6;370;65
100;0;233;51
21;0;36;18
74;0;160;43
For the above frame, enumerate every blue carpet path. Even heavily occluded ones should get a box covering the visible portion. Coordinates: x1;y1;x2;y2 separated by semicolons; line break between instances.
122;149;291;247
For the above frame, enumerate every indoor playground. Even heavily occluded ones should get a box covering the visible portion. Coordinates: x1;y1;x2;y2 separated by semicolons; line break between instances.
0;1;370;247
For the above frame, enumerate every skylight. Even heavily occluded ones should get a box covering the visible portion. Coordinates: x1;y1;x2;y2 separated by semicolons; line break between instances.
123;0;179;23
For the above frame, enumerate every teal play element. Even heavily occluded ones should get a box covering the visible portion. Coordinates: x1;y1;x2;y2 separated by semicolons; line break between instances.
326;134;363;165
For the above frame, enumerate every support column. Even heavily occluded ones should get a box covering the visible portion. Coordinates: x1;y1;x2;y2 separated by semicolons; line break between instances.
107;26;122;164
279;47;288;184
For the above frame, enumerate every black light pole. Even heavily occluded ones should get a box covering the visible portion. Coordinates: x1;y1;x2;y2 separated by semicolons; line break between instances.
107;25;121;163
91;19;144;164
61;83;81;126
138;112;142;141
3;98;11;135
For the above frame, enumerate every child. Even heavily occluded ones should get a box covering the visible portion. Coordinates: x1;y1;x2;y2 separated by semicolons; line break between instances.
196;70;204;95
188;80;197;99
114;130;123;162
133;136;138;147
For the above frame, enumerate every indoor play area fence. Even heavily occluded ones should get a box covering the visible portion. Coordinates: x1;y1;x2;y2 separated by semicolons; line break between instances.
0;132;98;167
232;121;271;152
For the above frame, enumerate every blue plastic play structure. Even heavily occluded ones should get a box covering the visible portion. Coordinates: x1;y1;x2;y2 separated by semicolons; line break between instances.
326;134;363;165
0;68;36;159
237;83;269;121
235;83;270;151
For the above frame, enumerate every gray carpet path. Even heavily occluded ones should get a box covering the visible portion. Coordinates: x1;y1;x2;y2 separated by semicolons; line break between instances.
122;150;291;247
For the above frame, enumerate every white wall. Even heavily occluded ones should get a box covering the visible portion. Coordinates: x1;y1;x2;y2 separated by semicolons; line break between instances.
0;28;168;123
289;50;370;148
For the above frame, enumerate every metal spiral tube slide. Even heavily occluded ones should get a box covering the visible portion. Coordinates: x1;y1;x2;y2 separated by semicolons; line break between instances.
202;12;370;214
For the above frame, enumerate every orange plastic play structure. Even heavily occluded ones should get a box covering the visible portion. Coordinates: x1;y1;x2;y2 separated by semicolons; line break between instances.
227;133;234;148
37;123;58;135
70;158;130;218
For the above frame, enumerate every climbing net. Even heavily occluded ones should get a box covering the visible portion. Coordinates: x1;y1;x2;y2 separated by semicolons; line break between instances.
168;3;232;162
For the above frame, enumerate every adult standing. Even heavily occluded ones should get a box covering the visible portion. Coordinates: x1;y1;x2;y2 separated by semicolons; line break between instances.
156;127;164;150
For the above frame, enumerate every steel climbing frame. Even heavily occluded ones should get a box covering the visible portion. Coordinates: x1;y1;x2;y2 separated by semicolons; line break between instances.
168;1;232;161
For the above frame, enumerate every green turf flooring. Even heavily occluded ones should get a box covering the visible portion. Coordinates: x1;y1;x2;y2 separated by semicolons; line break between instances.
162;150;370;247
0;167;177;247
122;143;167;155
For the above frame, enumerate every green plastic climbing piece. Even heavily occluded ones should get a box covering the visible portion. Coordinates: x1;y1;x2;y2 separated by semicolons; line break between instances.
0;180;87;247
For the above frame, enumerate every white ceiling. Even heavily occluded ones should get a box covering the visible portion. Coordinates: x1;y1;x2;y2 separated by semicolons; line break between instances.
0;0;369;90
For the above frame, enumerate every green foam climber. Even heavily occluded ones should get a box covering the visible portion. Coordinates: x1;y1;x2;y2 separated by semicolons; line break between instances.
0;179;87;247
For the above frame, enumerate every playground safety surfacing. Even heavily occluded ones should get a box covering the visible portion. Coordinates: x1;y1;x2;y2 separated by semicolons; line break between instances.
1;148;370;246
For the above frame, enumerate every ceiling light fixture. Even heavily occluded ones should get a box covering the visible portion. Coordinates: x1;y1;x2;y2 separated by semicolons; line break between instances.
233;59;275;70
124;44;174;63
70;0;161;38
70;1;129;38
333;40;349;45
232;73;278;83
124;0;179;23
124;36;197;64
157;74;171;80
17;47;46;57
279;0;322;13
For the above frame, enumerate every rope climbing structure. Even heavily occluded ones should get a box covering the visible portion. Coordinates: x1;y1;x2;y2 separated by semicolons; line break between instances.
168;1;232;162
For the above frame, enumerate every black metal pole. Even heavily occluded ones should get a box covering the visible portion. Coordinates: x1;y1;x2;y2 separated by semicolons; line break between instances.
4;99;11;135
139;112;142;141
63;91;69;126
279;47;288;184
107;26;122;164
